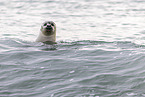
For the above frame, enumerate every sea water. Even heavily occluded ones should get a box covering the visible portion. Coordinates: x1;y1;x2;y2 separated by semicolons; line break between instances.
1;0;145;97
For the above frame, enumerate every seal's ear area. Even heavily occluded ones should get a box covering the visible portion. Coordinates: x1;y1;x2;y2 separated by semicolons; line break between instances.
40;25;43;31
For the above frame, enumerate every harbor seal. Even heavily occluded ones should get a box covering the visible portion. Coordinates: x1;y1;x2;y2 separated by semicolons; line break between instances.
36;21;56;43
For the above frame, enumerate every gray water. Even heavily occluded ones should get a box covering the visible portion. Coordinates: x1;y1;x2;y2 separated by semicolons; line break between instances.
1;0;145;97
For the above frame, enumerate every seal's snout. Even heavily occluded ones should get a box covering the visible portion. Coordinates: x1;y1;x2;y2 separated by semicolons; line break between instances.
46;24;52;30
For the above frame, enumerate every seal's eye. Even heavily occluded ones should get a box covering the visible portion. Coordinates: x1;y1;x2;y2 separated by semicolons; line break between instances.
44;23;47;26
51;23;54;26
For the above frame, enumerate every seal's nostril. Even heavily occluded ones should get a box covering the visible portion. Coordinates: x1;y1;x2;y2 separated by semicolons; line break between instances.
46;25;52;30
47;25;51;27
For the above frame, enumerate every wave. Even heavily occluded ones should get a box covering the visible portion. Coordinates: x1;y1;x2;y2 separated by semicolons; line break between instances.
0;38;145;52
1;38;145;97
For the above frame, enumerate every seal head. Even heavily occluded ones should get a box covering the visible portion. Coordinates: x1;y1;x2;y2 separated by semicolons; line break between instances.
41;21;56;36
36;21;56;43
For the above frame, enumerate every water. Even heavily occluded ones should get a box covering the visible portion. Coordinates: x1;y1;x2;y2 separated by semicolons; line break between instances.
1;0;145;96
